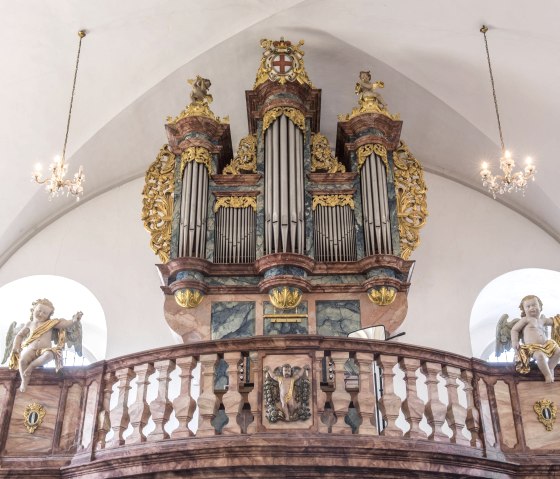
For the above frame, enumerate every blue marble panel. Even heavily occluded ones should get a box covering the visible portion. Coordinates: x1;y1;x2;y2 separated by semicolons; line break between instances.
316;300;361;337
255;122;265;258
351;153;365;260
303;122;313;257
170;154;183;259
365;267;396;280
205;276;260;286
263;301;308;335
214;358;229;392
387;152;401;256
211;301;255;339
263;266;306;278
311;275;365;285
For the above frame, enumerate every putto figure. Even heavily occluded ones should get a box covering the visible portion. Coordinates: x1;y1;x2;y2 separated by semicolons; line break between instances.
188;75;213;105
355;70;387;110
496;295;560;383
264;363;311;422
6;299;83;392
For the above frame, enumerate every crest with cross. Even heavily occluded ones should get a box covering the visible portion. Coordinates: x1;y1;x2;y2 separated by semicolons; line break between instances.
255;38;312;87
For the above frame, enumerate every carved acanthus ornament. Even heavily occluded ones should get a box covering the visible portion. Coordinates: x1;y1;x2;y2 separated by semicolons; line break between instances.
312;194;354;210
223;135;257;175
368;286;397;306
393;141;428;260
262;107;306;133
269;286;303;310
180;147;212;175
174;288;204;309
254;38;313;89
141;144;175;263
214;196;257;212
310;133;345;173
357;144;388;170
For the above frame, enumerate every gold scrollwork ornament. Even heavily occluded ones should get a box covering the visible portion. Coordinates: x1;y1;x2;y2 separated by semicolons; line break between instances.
269;286;303;310
223;135;257;175
367;286;397;306
180;146;212;175
214;196;257;212
356;144;388;170
24;402;46;434
141;144;175;263
393;140;428;260
312;194;354;210
310;133;345;173
174;289;204;309
262;107;306;133
534;399;557;431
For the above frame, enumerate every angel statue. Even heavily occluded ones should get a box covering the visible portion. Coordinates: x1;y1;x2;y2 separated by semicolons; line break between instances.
496;295;560;383
264;363;311;422
4;299;83;392
355;70;387;111
188;75;213;105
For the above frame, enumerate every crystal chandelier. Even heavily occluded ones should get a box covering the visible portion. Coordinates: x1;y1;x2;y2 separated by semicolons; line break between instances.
479;25;535;198
33;31;86;200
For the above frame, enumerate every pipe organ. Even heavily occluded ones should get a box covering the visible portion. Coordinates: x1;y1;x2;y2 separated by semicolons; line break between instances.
143;38;427;343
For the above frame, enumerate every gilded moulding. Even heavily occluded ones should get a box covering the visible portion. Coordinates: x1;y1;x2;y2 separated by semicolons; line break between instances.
180;146;212;176
357;144;388;170
312;194;355;210
310;133;345;173
223;135;257;175
269;286;303;310
141;144;175;263
23;402;46;434
393;141;428;260
214;196;257;212
367;286;397;306
534;399;557;431
262;107;306;133
174;288;204;308
254;38;313;89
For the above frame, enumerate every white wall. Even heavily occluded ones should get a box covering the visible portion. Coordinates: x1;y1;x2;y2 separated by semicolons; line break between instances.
1;172;559;359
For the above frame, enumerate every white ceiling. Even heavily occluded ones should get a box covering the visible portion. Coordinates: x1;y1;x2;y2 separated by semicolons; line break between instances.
1;0;559;267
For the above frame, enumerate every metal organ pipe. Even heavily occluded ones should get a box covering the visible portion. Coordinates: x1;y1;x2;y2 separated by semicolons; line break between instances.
179;161;208;258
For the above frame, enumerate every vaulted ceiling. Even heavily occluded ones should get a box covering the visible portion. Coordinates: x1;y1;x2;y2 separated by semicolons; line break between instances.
2;0;559;268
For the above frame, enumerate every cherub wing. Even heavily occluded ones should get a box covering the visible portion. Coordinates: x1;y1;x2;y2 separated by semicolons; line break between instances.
2;321;24;365
65;321;83;356
495;314;520;356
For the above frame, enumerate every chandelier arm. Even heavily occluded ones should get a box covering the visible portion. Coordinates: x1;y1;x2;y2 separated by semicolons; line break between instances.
61;31;85;163
481;26;505;153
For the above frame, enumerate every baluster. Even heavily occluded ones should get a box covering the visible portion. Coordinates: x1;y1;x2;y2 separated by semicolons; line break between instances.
421;362;448;442
95;371;116;451
316;353;333;434
375;355;402;437
197;353;219;436
331;351;352;434
461;369;482;448
442;365;469;445
222;351;243;434
400;357;425;439
172;356;198;438
126;363;155;444
148;359;176;441
108;367;134;447
245;352;259;434
355;352;377;435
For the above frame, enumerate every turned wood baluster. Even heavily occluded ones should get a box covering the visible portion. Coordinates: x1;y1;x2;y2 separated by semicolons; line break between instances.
355;352;377;435
171;356;198;439
108;367;134;447
126;363;155;444
461;369;482;448
399;357;425;439
95;371;116;450
147;359;176;441
331;351;352;434
197;353;219;436
222;351;243;434
245;352;259;434
442;365;469;445
316;353;331;434
375;355;402;437
421;361;448;442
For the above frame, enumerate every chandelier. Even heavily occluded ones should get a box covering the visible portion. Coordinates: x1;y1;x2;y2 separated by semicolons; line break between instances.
479;25;535;198
33;31;87;200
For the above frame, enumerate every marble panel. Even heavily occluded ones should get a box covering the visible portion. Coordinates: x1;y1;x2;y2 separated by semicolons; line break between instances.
255;122;265;258
59;383;83;452
263;301;308;335
352;165;365;259
263;266;306;278
494;380;517;449
316;300;361;337
205;276;260;286
214;358;229;392
80;380;99;450
386;152;401;255
311;275;365;285
211;301;255;339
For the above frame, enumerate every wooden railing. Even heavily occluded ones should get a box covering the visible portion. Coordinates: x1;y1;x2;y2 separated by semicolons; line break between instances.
0;336;559;478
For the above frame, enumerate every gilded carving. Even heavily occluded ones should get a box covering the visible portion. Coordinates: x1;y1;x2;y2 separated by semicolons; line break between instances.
368;286;397;306
312;194;354;210
534;399;557;431
23;402;46;434
264;364;311;422
223;135;257;175
141;144;175;263
180;146;212;176
254;38;313;89
357;144;388;170
310;133;345;173
214;196;257;212
167;75;229;125
262;107;306;133
174;288;204;309
269;286;303;310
